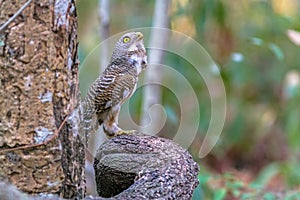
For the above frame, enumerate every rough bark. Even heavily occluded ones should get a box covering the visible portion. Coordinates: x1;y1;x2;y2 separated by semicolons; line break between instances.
0;0;85;198
93;133;199;200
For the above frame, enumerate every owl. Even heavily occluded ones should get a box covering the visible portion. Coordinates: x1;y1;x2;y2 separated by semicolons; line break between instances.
82;32;147;141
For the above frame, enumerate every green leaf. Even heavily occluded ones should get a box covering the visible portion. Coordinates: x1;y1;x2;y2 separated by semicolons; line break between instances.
282;160;300;186
192;185;204;200
213;188;227;200
198;173;211;185
284;192;300;200
286;109;300;151
251;163;279;187
227;181;244;190
241;193;256;200
250;37;264;46
268;43;284;60
232;189;241;197
263;192;276;200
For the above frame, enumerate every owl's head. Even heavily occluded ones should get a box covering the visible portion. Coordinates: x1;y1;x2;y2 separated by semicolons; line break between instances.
111;32;146;61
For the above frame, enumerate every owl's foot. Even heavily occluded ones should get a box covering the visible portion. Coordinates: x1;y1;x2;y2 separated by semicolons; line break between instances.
103;124;137;138
116;129;138;135
103;124;120;138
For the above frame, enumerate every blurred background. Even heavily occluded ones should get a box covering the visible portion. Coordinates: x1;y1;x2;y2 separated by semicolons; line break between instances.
77;0;300;199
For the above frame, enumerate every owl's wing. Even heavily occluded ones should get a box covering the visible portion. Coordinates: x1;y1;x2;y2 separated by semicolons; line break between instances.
92;72;136;118
110;73;136;106
93;73;116;116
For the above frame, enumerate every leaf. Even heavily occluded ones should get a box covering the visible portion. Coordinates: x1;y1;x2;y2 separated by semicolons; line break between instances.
251;163;280;187
263;192;276;200
286;108;300;151
268;43;284;60
198;173;210;185
241;193;256;200
284;192;300;200
213;188;227;200
191;185;204;200
250;37;264;46
232;189;241;197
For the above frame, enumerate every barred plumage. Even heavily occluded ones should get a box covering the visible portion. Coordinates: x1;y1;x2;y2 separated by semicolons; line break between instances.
82;32;147;142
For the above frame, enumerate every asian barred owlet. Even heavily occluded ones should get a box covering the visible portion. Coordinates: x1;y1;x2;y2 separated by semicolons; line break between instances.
82;32;147;140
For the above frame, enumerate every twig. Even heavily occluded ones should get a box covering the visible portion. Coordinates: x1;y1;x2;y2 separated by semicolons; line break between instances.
0;0;33;32
0;115;68;154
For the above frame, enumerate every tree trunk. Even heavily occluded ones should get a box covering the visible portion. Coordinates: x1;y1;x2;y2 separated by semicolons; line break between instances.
140;0;170;135
98;0;110;71
0;0;85;198
93;133;199;200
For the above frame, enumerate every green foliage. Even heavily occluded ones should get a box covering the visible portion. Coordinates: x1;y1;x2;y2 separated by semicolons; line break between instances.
285;192;300;200
252;163;280;186
191;184;204;200
194;166;300;199
213;188;227;200
263;193;276;200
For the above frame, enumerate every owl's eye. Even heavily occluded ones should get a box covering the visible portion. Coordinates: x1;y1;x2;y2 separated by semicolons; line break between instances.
123;36;131;43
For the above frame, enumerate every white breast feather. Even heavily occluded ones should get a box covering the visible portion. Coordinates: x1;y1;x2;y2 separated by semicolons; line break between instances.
130;54;144;74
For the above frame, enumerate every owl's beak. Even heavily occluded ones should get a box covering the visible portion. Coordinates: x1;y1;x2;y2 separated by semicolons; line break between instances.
136;32;143;41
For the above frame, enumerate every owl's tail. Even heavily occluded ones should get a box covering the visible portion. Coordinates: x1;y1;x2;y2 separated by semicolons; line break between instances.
81;95;100;146
82;114;100;146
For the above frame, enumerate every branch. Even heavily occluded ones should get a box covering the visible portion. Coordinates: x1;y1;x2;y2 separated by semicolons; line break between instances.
0;115;68;154
0;0;33;32
93;133;199;199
